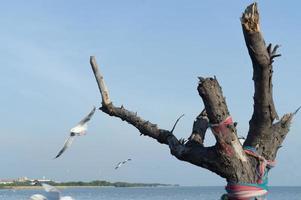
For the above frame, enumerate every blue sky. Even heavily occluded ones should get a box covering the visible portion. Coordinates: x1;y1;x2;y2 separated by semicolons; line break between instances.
0;0;300;186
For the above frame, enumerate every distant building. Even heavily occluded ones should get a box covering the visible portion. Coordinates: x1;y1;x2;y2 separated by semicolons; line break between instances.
28;176;53;185
34;178;52;183
0;176;54;185
17;177;29;182
0;179;14;184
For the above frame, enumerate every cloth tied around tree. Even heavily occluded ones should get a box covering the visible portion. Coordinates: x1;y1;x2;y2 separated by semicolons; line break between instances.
210;116;276;200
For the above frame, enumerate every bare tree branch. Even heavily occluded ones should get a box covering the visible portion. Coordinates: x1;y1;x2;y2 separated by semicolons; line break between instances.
170;114;185;133
241;3;280;155
88;3;297;195
89;56;230;178
197;77;255;183
266;106;300;160
90;56;111;105
187;109;209;145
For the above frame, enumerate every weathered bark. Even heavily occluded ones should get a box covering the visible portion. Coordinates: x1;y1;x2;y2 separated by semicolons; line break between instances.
89;2;297;199
197;77;255;183
90;56;227;178
187;109;208;145
241;3;294;161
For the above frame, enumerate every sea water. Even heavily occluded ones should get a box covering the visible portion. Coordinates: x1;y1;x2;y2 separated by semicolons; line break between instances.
0;186;300;200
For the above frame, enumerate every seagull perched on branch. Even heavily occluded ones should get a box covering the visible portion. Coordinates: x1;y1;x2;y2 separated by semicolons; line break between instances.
115;158;132;170
29;183;74;200
54;106;96;159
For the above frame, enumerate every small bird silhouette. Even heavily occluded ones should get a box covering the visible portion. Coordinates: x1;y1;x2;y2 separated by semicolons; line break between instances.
115;158;132;170
54;106;96;159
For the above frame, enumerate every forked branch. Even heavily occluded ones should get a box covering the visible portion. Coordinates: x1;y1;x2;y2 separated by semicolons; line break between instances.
89;56;228;177
242;3;297;159
86;2;296;198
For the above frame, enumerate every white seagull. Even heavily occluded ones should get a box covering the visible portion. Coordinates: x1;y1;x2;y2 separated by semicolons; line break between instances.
29;183;74;200
115;158;132;170
29;194;47;200
54;106;96;159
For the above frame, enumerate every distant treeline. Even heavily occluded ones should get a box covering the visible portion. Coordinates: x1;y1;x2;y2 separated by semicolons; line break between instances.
0;180;178;188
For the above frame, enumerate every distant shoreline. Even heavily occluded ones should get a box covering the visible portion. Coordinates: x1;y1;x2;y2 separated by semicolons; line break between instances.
0;180;179;190
0;185;178;190
0;186;109;190
1;185;300;190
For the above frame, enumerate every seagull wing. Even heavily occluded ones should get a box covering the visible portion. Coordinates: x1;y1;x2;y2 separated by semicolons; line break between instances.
42;183;61;200
29;194;47;200
122;158;131;164
61;197;74;200
42;183;60;193
115;162;122;169
54;136;75;159
70;106;96;135
115;159;131;169
78;106;96;126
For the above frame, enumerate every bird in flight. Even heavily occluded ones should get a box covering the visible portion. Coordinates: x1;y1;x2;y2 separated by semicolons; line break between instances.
115;158;132;170
29;194;47;200
54;106;96;159
29;183;74;200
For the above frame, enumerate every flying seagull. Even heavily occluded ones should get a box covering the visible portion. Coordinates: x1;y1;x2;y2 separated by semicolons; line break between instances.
54;106;96;159
29;183;74;200
115;158;132;170
29;194;47;200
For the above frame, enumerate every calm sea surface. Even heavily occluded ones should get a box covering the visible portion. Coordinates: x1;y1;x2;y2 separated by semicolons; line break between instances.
0;186;300;200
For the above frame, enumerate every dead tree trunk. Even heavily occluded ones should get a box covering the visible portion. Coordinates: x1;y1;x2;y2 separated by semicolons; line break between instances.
90;3;297;199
